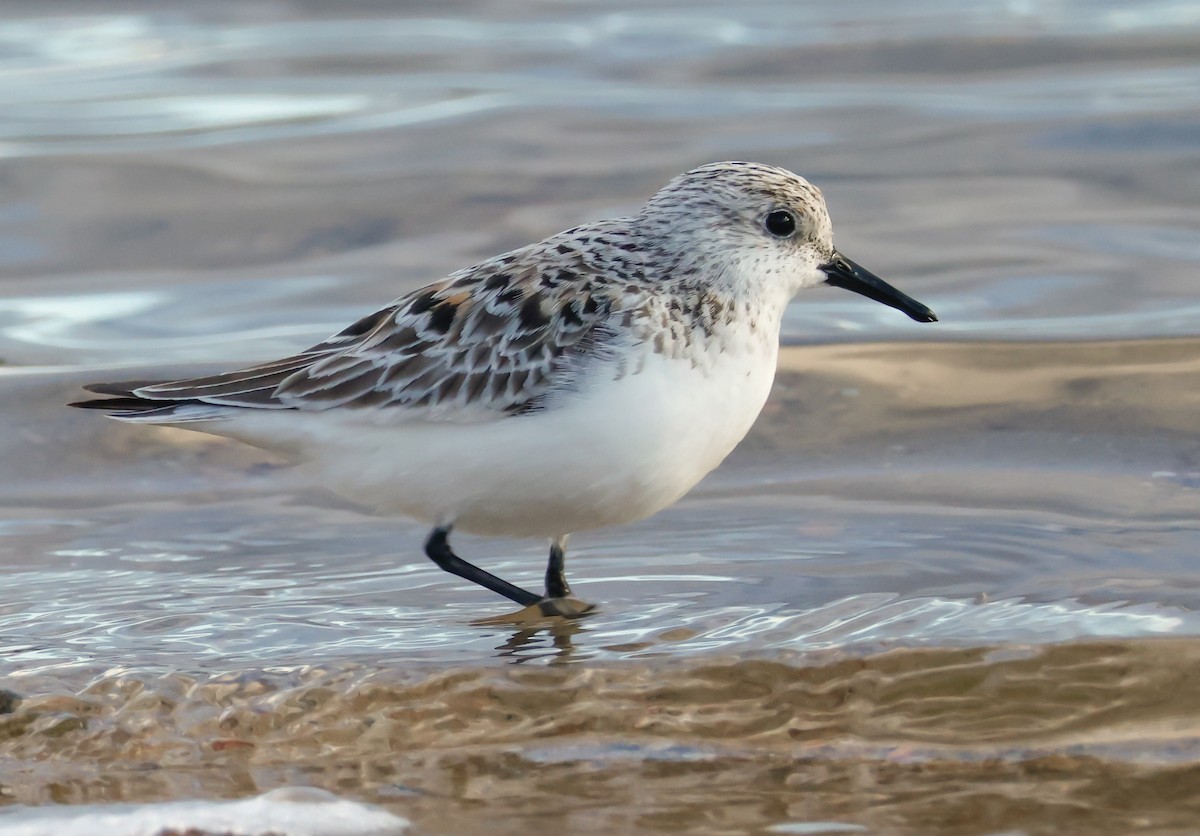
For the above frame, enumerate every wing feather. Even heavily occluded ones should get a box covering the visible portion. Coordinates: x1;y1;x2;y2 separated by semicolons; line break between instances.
101;225;644;423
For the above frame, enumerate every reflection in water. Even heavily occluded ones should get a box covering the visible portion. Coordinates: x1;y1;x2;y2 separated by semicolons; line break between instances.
491;617;589;665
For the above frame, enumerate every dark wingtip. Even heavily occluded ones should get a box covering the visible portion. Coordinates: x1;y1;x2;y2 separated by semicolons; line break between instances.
72;378;176;411
82;380;163;396
69;396;153;411
72;379;178;410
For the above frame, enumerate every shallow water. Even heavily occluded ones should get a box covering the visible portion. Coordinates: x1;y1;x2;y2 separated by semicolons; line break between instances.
2;1;1200;834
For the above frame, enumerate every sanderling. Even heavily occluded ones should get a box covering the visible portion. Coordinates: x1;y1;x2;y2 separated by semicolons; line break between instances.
72;161;936;617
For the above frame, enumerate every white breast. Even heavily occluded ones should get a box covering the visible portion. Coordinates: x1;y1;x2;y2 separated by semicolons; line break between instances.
256;326;781;538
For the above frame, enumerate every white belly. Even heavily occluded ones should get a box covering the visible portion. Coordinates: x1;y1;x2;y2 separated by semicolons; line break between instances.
212;341;778;537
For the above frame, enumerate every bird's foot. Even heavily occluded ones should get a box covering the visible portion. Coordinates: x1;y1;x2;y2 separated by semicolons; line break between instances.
536;596;596;618
473;597;596;625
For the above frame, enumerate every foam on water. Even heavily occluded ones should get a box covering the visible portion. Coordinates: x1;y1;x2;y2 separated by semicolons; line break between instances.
0;788;408;836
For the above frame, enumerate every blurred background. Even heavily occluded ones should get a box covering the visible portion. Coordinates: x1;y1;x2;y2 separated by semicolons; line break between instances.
2;1;1199;834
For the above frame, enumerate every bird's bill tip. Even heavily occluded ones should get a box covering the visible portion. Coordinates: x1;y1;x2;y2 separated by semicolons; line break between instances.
821;252;937;323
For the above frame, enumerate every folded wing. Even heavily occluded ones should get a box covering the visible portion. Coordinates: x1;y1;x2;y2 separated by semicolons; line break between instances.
72;244;628;424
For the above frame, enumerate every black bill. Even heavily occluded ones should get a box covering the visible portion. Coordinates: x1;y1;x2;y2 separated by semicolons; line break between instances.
820;252;937;323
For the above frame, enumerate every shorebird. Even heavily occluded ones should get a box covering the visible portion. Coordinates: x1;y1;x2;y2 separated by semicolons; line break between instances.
72;162;937;617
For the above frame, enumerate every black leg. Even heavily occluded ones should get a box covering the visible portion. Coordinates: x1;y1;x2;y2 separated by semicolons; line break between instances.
424;526;541;607
545;537;571;599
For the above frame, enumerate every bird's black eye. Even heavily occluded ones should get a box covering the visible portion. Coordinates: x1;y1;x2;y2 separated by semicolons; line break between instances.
764;209;796;238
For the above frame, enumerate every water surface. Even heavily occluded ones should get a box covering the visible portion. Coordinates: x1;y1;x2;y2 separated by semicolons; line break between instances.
2;1;1200;833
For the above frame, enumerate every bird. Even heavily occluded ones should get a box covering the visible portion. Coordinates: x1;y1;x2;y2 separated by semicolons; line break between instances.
71;161;937;618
